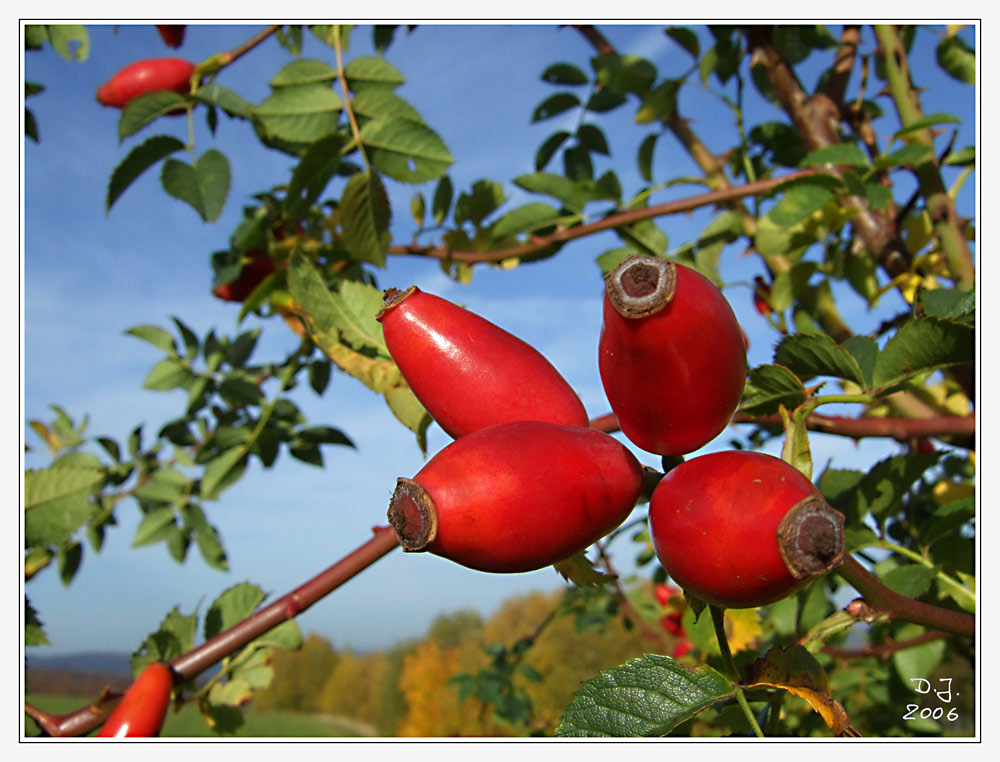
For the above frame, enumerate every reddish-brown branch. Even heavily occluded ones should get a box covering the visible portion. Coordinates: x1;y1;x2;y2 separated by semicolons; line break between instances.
218;24;281;67
822;628;949;661
820;26;861;109
836;556;974;637
388;172;815;264
588;411;975;444
34;527;399;737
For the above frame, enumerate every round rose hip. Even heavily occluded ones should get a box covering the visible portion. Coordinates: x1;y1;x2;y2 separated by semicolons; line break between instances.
649;451;845;609
599;255;747;456
388;421;644;573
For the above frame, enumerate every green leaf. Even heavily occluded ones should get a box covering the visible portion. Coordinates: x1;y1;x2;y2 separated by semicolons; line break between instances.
842;335;878;389
774;333;867;387
383;386;432;455
56;541;83;586
351;89;423;124
328;278;388;353
161;149;231;222
361;119;453;183
455;179;505;226
872;317;973;390
200;447;247;500
253;85;342;143
780;404;813;480
531;92;580;122
542;62;589;85
219;376;265;407
46;25;89;61
741;364;806;416
893;623;946;687
26;600;49;647
635;79;679;124
117;91;188;141
799;144;871;168
143;357;192;391
514;172;587;213
182;504;228;570
133;468;189;503
308;359;331;395
535;130;570;170
492;202;562;240
921;287;975;323
893;112;961;139
556;654;734;737
638;133;657;182
591;54;657;95
284;133;344;217
666;27;699;58
767;183;835;228
126;323;178;354
855;453;941;521
190;84;253;119
874;144;934;169
577;123;610;155
344;56;405;91
107;135;186;211
172;317;199;359
133;507;177;546
937;35;975;84
942;145;975;166
552;552;617;588
881;564;938;599
205;583;267;640
922;498;975;547
270;59;337;88
586;89;627;113
339;171;392;266
131;606;197;675
432;175;453;225
254;619;303;651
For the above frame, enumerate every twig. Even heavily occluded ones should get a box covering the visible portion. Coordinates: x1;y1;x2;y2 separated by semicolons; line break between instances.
823;628;949;661
216;25;281;68
387;172;815;264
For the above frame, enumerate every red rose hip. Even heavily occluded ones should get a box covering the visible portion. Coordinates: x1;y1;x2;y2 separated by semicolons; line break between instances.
377;287;588;438
387;421;644;573
156;25;186;48
649;451;845;609
212;250;277;303
599;255;747;456
96;57;195;110
97;661;173;737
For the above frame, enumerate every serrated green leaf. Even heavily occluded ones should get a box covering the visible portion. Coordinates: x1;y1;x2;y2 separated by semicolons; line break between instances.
592;53;657;95
219;376;265;407
742;364;806;416
492;202;562;240
542;62;589;85
842;335;878;388
513;173;586;213
345;56;405;91
799;144;871;168
666;27;699;58
190;83;253;118
596;247;640;275
635;79;679;124
893;112;961;139
200;447;247;500
254;619;303;651
881;564;938;599
47;25;89;61
340;171;391;266
329;279;388;353
384;385;432;455
780;404;813;480
127;323;178;354
553;552;617;588
205;583;267;640
937;34;975;84
856;453;941;521
254;85;342;143
872;317;973;390
26;599;50;647
362;118;453;183
432;175;453;225
131;606;197;675
118;91;188;142
556;654;734;737
921;287;975;322
774;333;867;387
454;179;505;226
133;468;189;503
143;357;192;391
532;92;581;122
107;135;186;211
535;130;570;171
768;183;835;228
161;149;231;222
874;144;934;169
638;133;657;182
133;507;177;546
181;503;228;570
893;623;946;686
922;497;975;547
270;59;337;88
24;465;103;517
284;133;344;217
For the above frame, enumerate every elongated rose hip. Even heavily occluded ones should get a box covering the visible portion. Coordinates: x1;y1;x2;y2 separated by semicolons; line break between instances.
649;451;845;609
599;255;747;455
387;421;644;573
97;661;174;737
377;286;588;438
96;57;195;110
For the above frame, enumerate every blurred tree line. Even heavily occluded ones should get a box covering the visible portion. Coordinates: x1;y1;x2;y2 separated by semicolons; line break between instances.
253;587;683;736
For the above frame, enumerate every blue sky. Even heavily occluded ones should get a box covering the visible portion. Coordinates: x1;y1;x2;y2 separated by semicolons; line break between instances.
23;23;976;658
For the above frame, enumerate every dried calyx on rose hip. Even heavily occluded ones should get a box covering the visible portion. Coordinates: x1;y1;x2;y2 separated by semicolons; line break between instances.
387;421;644;573
97;661;174;738
376;286;587;438
649;451;845;609
598;255;747;456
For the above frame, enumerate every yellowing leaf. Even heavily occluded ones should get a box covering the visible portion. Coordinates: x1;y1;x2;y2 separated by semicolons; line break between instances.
932;481;975;504
553;551;617;587
745;644;853;736
723;607;763;653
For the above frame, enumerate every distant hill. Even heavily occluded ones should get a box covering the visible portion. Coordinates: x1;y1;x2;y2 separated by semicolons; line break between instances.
25;651;131;676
